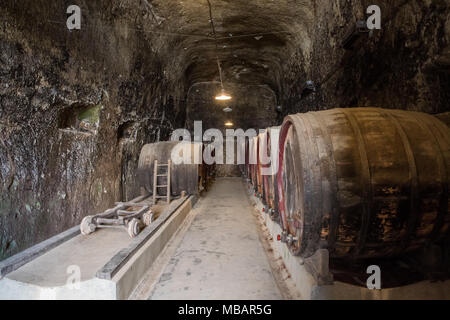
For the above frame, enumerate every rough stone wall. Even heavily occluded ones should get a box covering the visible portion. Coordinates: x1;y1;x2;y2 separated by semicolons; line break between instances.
0;1;186;259
279;0;450;119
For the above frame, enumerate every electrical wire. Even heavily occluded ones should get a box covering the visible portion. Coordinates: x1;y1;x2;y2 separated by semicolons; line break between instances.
44;19;290;41
206;0;225;90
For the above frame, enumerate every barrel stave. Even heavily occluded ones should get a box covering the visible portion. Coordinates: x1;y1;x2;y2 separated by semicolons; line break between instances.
138;141;201;196
278;107;450;260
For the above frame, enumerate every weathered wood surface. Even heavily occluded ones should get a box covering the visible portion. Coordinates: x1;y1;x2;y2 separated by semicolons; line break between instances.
256;131;266;195
277;107;450;259
435;112;450;127
138;141;202;196
248;137;258;189
260;126;281;216
96;195;196;280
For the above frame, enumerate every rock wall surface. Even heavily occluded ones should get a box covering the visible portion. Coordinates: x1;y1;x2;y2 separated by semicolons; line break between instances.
0;1;186;259
279;0;450;119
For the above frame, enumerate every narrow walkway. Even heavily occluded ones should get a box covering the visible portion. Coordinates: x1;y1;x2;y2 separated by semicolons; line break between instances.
147;177;283;300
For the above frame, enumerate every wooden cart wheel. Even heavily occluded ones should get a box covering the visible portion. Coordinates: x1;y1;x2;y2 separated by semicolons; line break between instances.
80;215;96;235
127;218;141;238
142;211;154;226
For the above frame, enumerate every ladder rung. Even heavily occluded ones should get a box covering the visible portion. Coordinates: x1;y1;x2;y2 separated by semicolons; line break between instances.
153;160;170;203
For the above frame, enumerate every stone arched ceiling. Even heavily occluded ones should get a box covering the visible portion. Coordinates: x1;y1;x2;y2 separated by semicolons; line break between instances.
149;0;314;91
186;82;278;131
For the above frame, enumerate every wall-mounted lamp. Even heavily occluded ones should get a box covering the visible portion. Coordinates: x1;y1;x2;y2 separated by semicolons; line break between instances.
224;121;234;127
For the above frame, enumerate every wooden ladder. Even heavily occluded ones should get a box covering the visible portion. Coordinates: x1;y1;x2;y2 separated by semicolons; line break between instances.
153;159;171;204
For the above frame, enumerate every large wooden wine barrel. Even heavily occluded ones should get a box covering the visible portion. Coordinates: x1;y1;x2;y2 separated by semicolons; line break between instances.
261;127;281;217
238;138;248;176
259;130;270;204
138;141;204;196
244;138;250;178
256;131;266;195
277;107;449;259
249;136;258;189
435;112;450;127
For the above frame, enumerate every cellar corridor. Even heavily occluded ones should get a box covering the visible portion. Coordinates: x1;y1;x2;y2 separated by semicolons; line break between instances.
1;0;449;301
139;177;283;300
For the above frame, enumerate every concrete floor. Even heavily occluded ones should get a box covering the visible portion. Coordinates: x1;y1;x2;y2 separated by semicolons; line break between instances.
147;177;283;300
7;228;133;287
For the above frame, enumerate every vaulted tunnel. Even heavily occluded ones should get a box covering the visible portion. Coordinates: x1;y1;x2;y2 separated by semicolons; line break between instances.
0;0;449;300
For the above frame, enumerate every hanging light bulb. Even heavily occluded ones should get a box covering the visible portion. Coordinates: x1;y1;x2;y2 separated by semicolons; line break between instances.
215;88;232;101
224;121;234;127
